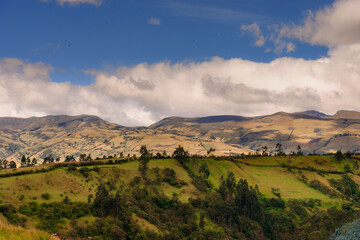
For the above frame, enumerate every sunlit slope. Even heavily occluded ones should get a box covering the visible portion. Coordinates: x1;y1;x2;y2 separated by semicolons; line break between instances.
0;221;51;240
0;156;356;207
3;110;360;164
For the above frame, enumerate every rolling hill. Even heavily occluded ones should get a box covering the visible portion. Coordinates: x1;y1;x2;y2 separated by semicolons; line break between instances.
2;110;360;164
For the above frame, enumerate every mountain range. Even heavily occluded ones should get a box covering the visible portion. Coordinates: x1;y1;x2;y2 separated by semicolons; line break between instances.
2;110;360;164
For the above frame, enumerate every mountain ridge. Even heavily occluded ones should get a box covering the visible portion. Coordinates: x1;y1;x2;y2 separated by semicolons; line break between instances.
2;110;360;164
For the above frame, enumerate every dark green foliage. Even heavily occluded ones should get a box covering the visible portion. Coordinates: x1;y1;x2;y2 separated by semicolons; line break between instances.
309;179;337;198
162;167;176;183
271;187;281;198
139;145;150;174
9;161;16;168
64;155;75;162
199;163;210;179
335;150;344;162
93;183;112;218
353;161;359;171
79;153;93;162
0;205;27;227
17;201;90;232
130;176;142;186
297;207;358;240
43;155;54;164
154;167;187;188
275;143;285;156
344;164;352;173
330;175;360;203
21;155;26;167
172;145;190;165
79;167;91;178
344;151;352;159
41;193;51;200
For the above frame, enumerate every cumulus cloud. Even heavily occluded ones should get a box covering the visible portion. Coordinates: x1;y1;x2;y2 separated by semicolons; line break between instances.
40;0;103;7
242;0;360;53
279;0;360;47
2;44;360;126
148;17;161;25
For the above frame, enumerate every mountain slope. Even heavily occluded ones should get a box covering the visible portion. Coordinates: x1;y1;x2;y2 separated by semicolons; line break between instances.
2;110;360;164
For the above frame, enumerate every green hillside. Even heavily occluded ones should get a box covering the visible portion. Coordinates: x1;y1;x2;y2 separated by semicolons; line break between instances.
0;154;360;239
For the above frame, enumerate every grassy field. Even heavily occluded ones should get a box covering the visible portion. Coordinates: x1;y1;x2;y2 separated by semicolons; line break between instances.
0;222;51;240
198;158;334;201
0;156;353;206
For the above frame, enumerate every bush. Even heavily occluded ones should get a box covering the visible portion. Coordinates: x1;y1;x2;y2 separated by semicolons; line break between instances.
130;176;142;186
41;193;51;200
309;180;337;198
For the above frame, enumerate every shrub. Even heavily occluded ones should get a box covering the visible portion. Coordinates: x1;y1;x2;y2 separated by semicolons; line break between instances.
41;193;51;200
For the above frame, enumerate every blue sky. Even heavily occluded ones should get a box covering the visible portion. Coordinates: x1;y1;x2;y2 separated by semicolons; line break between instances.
0;0;332;85
1;0;360;125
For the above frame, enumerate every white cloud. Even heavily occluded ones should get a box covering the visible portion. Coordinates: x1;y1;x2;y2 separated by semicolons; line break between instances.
286;42;296;53
2;44;360;126
40;0;103;7
148;17;161;25
242;0;360;53
279;0;360;47
241;23;265;46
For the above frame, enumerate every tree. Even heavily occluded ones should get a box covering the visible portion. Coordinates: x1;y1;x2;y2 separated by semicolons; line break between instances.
296;145;303;156
0;159;8;169
172;145;190;165
344;164;351;173
32;158;37;166
199;163;210;179
21;155;26;167
335;150;343;162
218;172;236;200
226;172;236;195
43;155;54;164
262;146;268;156
235;179;263;222
139;145;150;174
79;153;87;161
199;213;205;229
114;190;123;218
93;183;111;218
353;161;359;171
87;154;93;161
275;143;284;156
207;147;215;155
344;151;352;159
9;161;16;169
64;155;75;162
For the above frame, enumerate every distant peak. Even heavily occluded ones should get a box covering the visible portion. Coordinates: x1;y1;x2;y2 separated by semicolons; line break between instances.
298;110;329;118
